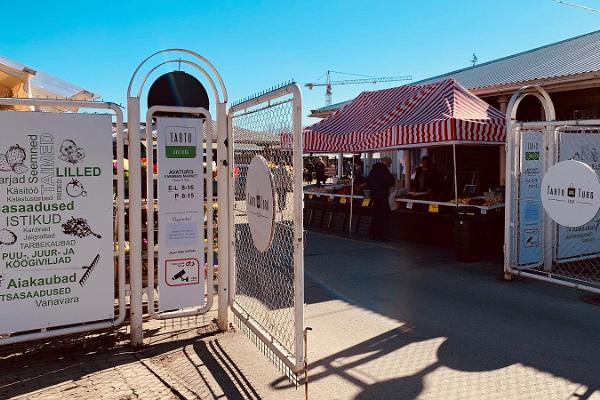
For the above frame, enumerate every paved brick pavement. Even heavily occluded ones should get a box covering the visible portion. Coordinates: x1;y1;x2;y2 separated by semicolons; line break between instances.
0;317;303;400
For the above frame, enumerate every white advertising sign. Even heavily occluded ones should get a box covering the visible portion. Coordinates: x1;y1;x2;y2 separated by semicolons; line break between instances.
557;133;600;260
0;111;114;333
541;160;600;227
157;117;205;311
245;155;275;253
518;132;544;266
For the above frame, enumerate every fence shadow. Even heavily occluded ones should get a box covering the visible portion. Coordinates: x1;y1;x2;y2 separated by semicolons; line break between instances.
193;339;263;400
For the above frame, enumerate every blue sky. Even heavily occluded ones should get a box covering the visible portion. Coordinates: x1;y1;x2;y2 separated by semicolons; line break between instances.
2;0;600;124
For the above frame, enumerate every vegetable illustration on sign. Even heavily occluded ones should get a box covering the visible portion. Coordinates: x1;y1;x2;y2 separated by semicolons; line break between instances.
0;144;28;174
0;228;17;246
61;217;102;239
58;139;86;164
66;179;87;198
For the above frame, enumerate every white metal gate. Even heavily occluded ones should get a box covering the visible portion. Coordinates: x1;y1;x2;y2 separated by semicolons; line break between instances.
228;83;305;375
505;86;600;294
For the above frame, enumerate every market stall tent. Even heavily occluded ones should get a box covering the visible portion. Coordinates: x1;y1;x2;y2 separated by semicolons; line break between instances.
304;78;505;153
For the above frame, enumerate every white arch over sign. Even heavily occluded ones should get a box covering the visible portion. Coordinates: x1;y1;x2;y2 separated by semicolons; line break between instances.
126;49;229;347
127;48;227;102
505;85;556;124
135;60;220;105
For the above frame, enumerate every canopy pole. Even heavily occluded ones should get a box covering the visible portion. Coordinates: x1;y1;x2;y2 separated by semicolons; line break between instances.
453;144;459;207
349;154;355;237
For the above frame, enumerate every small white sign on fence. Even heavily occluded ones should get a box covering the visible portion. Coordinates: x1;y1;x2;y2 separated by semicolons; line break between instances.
245;155;275;253
0;111;114;333
156;117;205;311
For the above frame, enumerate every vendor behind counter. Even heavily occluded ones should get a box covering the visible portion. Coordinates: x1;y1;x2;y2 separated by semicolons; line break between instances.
411;155;439;194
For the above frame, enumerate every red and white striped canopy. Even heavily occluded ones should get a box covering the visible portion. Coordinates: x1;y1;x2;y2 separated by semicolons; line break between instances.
303;79;505;153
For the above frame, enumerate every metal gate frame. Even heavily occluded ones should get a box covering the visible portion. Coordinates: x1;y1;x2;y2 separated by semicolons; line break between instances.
126;49;229;346
227;83;305;374
505;86;600;294
144;105;215;319
0;97;127;345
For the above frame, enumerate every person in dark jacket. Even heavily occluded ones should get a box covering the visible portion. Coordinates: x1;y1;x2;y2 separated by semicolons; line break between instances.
368;157;395;241
304;159;314;183
411;156;439;194
314;157;326;187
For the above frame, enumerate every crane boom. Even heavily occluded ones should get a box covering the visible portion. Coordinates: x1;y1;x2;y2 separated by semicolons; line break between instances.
306;75;412;88
305;70;412;105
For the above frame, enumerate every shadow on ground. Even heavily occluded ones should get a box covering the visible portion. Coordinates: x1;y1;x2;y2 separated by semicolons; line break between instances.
0;323;265;400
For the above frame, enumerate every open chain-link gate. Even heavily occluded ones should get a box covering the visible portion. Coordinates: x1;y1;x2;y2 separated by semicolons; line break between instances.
228;83;305;376
505;86;600;294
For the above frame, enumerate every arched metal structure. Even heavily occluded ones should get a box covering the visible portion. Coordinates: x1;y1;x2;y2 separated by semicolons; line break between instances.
127;49;229;347
504;85;556;280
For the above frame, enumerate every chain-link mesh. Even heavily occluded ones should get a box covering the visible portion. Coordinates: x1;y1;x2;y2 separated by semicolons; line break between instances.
231;95;298;357
511;126;600;290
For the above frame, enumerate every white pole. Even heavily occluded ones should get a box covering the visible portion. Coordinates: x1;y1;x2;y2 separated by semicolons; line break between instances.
127;97;144;347
337;152;344;178
217;102;230;330
498;97;509;186
453;144;459;205
543;128;556;271
349;154;355;237
291;84;305;371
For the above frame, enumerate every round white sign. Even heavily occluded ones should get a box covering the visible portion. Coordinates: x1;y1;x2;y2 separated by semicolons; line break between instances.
245;155;275;252
540;159;600;227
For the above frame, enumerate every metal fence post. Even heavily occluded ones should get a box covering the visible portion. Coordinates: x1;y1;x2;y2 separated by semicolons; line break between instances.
292;84;305;371
217;102;230;330
127;96;144;347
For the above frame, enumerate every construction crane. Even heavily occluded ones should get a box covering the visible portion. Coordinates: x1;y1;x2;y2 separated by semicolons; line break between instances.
305;70;412;106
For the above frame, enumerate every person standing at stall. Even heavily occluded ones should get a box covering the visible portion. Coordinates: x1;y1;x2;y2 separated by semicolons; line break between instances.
304;158;314;183
315;157;326;187
368;157;395;241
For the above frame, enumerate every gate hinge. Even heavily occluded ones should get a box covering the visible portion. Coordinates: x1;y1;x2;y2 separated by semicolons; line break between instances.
222;160;229;166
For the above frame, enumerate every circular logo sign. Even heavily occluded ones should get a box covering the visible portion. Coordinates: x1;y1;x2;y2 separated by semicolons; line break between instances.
541;160;600;227
245;155;275;252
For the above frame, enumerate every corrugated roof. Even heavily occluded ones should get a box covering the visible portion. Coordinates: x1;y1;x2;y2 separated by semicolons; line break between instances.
415;29;600;89
310;100;351;115
309;29;600;117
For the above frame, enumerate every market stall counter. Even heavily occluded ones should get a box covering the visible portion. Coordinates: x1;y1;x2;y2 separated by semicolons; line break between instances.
393;194;504;261
303;186;505;261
